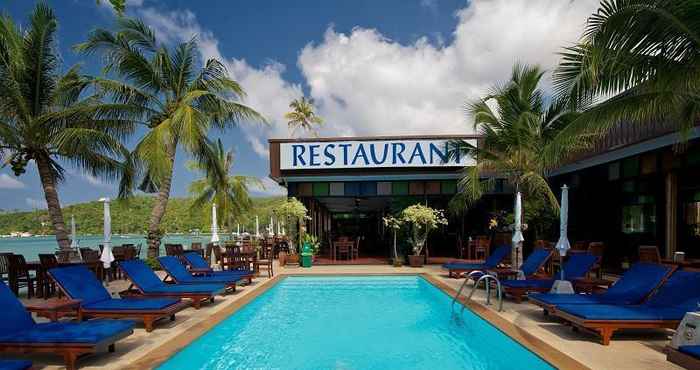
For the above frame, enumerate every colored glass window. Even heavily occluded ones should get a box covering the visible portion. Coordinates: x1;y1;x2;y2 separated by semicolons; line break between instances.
392;182;409;195
441;180;457;194
409;182;425;195
344;182;360;196
360;182;377;196
329;182;344;196
298;183;312;196
425;182;441;195
377;182;392;195
312;183;329;196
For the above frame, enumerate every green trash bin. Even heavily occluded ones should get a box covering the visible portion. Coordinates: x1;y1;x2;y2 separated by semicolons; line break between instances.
301;242;313;268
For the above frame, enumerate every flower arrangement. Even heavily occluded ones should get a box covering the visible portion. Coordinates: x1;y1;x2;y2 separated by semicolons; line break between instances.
401;204;448;256
273;197;310;254
383;215;404;266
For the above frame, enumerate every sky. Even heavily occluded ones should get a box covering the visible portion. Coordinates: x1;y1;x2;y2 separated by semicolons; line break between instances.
0;0;601;211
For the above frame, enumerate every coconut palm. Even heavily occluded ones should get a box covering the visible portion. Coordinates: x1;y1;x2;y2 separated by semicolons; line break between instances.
0;4;132;249
285;96;323;137
553;0;700;137
77;18;264;257
450;64;592;215
188;139;261;230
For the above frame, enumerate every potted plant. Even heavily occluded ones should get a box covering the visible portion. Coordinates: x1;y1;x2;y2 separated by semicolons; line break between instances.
273;197;309;266
383;215;404;267
402;204;448;267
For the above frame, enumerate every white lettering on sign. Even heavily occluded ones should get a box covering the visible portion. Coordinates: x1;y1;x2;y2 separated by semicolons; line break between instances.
279;139;475;170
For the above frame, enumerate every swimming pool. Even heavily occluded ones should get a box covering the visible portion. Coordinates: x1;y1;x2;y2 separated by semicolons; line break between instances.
158;276;555;370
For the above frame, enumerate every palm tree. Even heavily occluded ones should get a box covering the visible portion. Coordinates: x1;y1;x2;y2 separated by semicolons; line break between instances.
285;96;323;137
77;18;265;257
450;64;591;215
0;4;132;249
188;139;261;230
553;0;700;137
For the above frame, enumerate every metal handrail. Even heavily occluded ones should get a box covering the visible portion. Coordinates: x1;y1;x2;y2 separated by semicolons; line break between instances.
451;271;503;312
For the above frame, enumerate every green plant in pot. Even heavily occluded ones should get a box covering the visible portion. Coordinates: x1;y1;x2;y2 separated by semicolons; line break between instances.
383;215;404;267
273;197;309;265
401;204;448;267
301;233;320;262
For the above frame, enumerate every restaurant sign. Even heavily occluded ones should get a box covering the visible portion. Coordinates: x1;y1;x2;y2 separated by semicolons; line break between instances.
280;139;476;170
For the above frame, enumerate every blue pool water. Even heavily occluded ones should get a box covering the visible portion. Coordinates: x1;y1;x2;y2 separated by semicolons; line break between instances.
158;276;554;370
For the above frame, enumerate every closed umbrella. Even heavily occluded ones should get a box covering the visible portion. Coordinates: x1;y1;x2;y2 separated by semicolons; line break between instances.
99;198;114;285
211;203;220;245
256;216;260;238
512;191;524;272
552;185;574;294
70;215;78;249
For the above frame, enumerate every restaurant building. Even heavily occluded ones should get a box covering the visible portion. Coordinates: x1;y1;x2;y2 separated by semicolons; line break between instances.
269;124;700;266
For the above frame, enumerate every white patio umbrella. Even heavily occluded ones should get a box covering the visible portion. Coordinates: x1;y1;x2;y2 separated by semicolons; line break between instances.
512;191;525;272
211;203;220;245
99;198;114;285
255;216;260;237
70;215;78;249
551;185;574;294
270;217;274;235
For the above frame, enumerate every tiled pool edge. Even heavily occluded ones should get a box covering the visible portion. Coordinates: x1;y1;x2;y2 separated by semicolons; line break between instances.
123;273;589;370
421;274;590;370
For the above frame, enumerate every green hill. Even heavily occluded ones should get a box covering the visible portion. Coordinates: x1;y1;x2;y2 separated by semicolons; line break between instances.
0;196;286;235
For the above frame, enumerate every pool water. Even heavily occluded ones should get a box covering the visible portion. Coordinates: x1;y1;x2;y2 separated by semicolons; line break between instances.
158;276;554;370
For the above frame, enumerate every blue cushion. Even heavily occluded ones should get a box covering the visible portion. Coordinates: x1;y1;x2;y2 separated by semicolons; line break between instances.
561;254;598;280
556;304;688;321
646;270;700;310
119;260;167;289
530;262;674;306
0;281;36;334
49;265;111;305
83;298;181;311
502;279;554;289
443;245;511;270
0;360;32;370
159;256;241;284
142;284;226;295
679;345;700;359
520;249;552;276
0;319;134;344
183;252;210;270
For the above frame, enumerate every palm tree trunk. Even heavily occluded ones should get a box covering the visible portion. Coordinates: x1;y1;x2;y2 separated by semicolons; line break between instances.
35;156;71;250
146;142;176;258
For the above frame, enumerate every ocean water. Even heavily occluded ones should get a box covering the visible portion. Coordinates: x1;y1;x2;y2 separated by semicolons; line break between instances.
0;234;224;259
157;276;554;370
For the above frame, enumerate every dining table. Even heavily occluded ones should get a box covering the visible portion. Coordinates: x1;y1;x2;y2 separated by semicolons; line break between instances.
331;240;356;261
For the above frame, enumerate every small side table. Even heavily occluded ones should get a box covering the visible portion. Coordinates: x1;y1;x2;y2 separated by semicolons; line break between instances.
573;278;614;294
488;268;520;280
25;299;82;322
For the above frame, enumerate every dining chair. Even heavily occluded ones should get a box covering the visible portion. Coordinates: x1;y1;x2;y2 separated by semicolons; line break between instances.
337;242;351;260
0;253;12;285
38;254;59;298
255;243;274;278
474;236;491;260
588;242;605;278
638;245;661;263
352;237;360;260
8;254;34;298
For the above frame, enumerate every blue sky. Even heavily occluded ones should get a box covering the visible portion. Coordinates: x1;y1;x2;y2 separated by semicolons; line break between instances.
0;0;599;211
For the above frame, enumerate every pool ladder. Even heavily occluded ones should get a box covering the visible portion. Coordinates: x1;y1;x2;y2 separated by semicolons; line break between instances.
452;271;503;313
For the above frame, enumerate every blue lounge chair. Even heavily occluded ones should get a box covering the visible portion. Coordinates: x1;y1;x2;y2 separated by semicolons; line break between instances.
119;260;226;309
157;256;242;292
667;344;700;369
49;265;188;332
0;360;31;370
182;251;254;283
555;269;700;345
470;248;553;282
529;262;676;314
0;281;133;370
501;253;599;302
442;245;511;278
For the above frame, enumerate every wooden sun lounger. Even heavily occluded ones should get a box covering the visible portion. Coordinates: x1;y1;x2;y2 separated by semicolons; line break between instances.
667;346;700;370
0;329;131;370
119;268;219;310
554;309;680;345
52;280;188;332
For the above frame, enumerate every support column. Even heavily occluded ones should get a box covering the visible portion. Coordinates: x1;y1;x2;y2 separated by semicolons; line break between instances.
665;172;678;259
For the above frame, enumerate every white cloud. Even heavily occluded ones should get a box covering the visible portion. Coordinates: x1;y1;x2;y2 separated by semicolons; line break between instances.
137;0;599;159
250;177;287;197
0;174;25;189
25;197;47;209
